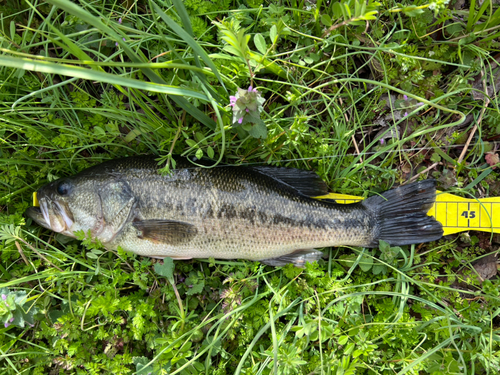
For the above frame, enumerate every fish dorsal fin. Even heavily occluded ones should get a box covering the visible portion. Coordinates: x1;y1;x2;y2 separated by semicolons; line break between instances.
251;166;328;196
132;219;198;245
259;249;323;267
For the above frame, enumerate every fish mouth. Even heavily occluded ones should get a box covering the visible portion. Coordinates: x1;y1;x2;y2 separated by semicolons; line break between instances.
25;197;74;234
25;206;52;230
53;200;74;230
39;198;51;228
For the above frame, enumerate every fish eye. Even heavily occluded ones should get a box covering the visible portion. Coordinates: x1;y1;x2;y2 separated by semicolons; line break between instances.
56;181;72;196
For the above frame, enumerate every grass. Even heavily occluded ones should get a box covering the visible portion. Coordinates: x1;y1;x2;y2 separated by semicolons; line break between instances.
1;0;500;373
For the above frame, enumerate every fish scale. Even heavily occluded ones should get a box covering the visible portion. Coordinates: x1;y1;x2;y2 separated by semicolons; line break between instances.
26;156;443;267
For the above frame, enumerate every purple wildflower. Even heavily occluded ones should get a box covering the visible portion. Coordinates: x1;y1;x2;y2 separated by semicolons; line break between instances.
9;317;14;323
238;117;243;124
118;18;122;24
417;102;424;106
248;86;253;92
229;96;237;107
115;42;119;47
404;111;408;117
4;323;9;328
246;108;249;112
122;38;126;41
403;94;408;100
1;294;6;300
380;139;385;145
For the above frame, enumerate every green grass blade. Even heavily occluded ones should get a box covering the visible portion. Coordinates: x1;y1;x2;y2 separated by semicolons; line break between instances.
151;1;227;92
171;0;194;36
0;55;208;100
44;0;216;128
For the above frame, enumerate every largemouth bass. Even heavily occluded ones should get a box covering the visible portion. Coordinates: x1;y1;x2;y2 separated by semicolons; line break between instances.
25;156;443;266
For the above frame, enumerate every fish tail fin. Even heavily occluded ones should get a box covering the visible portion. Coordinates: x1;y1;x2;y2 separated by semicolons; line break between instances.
364;179;443;247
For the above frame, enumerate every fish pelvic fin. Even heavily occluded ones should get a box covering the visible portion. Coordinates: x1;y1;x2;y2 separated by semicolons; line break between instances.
364;179;443;247
259;249;323;267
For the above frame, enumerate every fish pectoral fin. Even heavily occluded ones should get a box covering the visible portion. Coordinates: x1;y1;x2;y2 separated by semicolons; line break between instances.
259;249;323;268
132;219;198;245
250;166;328;197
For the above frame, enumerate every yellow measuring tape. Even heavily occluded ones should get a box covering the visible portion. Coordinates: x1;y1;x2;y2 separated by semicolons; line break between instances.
318;191;500;236
33;191;499;236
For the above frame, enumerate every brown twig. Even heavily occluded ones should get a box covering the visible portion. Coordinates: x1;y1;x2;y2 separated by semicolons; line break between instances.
407;162;439;184
150;50;173;62
457;69;490;165
16;239;63;272
15;241;30;267
338;97;363;164
322;17;363;38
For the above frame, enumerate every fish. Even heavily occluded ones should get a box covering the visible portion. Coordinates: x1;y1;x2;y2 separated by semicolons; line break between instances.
25;156;443;267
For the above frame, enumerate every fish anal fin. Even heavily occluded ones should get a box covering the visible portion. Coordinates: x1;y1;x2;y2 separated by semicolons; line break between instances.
133;219;198;245
251;166;328;197
259;249;323;268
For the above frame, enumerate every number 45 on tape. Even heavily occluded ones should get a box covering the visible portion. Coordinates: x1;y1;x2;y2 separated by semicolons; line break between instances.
318;191;500;236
